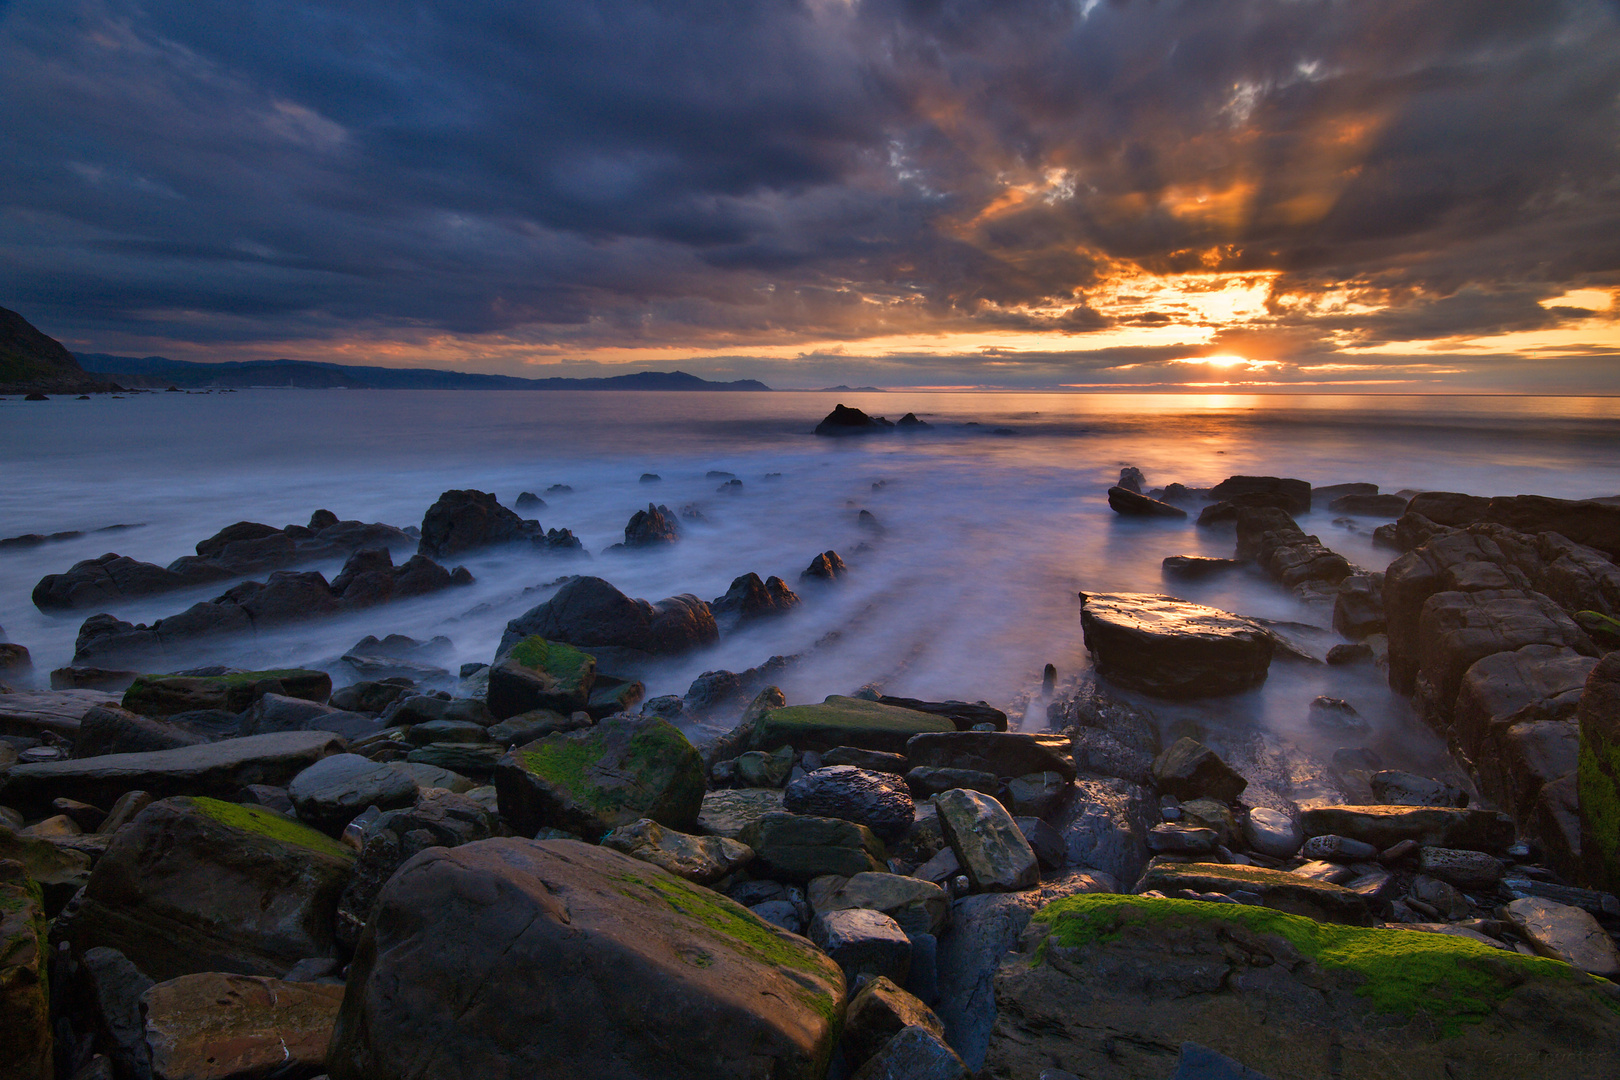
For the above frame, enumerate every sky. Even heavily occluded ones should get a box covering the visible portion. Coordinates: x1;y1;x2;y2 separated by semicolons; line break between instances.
2;0;1619;391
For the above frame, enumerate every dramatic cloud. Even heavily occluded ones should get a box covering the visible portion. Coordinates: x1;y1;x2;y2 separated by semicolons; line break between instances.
0;0;1616;386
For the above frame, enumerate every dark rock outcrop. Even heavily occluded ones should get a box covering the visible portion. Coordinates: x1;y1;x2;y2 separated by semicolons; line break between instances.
1079;593;1274;698
1107;487;1187;518
622;503;680;547
711;572;800;630
0;304;117;393
499;575;718;670
815;404;895;435
417;488;581;558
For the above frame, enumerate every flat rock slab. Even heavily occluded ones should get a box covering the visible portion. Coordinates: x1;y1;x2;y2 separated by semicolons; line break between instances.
1502;897;1620;978
752;696;955;755
739;812;888;882
904;731;1076;781
327;838;846;1080
0;688;119;738
601;817;753;885
1300;805;1514;852
987;894;1620;1080
288;753;420;835
1079;593;1273;698
142;972;345;1080
697;787;784;839
1137;863;1371;925
0;731;348;819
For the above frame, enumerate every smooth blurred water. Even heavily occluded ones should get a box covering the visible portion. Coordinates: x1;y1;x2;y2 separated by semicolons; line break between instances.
3;390;1619;776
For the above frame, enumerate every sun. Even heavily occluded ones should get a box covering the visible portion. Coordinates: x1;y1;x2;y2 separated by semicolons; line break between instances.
1201;355;1251;368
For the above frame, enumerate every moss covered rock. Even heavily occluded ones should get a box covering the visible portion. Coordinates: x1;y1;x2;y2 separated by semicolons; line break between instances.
327;838;845;1080
0;862;51;1080
486;636;596;720
752;696;954;755
65;795;354;981
494;715;705;838
984;894;1620;1080
1578;652;1620;892
122;669;331;717
1138;861;1371;925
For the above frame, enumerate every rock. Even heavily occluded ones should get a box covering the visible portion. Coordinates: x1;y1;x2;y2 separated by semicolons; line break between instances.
1053;777;1153;885
1313;482;1380;503
1242;807;1302;859
404;742;503;777
850;1026;969;1080
875;696;1008;732
1148;824;1219;855
1368;770;1468;808
384;694;495;729
0;689;121;740
622;503;680;547
1153;738;1248;803
1196;492;1303;526
1137;863;1371;923
1307;696;1368;734
1330;493;1409;517
240;694;376;740
1234;507;1352;594
810;871;949;936
78;946;153;1080
1079;594;1273;698
750;696;954;755
288;754;419;835
0;862;50;1080
738;812;887;882
417;488;553;557
815;403;894;435
1161;555;1243;580
601;817;753;884
1209;476;1311;514
824;747;909;773
334;790;503;950
499;576;718;670
1417;847;1502;890
65;796;354;981
72;704;210;758
1454;642;1592;762
327;838;846;1080
905;731;1075;781
1333;573;1386;640
935;788;1039;892
1577;651;1620;893
1108;487;1187;518
801;550;848;582
1326;642;1375;665
785;766;914;843
734;746;794;787
486;637;596;720
1299;834;1379;862
122;671;331;717
695;788;783;840
494;716;704;838
987;894;1620;1080
50;667;140;692
1500;897;1620;977
1409;874;1470;920
842;977;948;1070
905;766;1000;798
141;972;345;1080
710;572;800;630
1416;588;1592;724
329;679;415;715
811;907;912;984
1117;467;1146;493
1301;805;1514;852
1004;772;1068;818
0;731;347;819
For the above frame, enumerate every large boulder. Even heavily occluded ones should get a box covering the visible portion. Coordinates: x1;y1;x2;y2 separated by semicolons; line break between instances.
70;704;209;758
1415;589;1592;724
486;637;596;720
1079;593;1273;698
65;796;355;981
122;670;331;717
1209;476;1311;514
417;489;547;558
815;404;894;435
936;788;1039;893
784;766;914;843
288;754;420;835
1578;651;1620;892
622;503;680;547
499;576;718;670
711;572;800;631
749;696;954;755
0;731;346;819
0;688;120;740
0;863;50;1080
326;838;846;1080
1300;805;1514;852
1052;777;1154;886
494;716;705;838
986;894;1620;1080
141;972;345;1080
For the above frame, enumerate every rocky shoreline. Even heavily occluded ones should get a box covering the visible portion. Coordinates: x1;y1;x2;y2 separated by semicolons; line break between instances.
1;441;1618;1079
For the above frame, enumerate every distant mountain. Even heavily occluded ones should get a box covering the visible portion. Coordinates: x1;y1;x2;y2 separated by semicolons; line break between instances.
74;354;772;392
813;385;884;392
1;306;118;393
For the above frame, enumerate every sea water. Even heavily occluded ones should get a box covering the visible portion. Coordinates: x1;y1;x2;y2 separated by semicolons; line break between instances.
4;390;1619;779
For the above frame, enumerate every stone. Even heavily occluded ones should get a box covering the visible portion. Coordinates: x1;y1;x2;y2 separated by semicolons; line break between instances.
710;572;800;630
0;731;347;819
141;972;345;1080
1500;897;1620;977
801;550;848;582
1108;486;1188;518
1417;588;1593;723
874;696;1009;732
239;693;374;739
1003;772;1068;818
486;637;596;719
326;838;845;1080
904;731;1075;781
784;766;914;842
1307;696;1368;734
1162;555;1244;580
1369;770;1468;808
1409;875;1470;920
1326;642;1375;665
0;688;120;740
1016;817;1066;870
1417;847;1502;890
1578;651;1620;892
809;871;949;936
1331;493;1410;518
494;715;704;839
810;907;911;984
935;788;1039;892
842;977;948;1070
122;671;331;717
499;576;717;670
1153;738;1248;803
1209;476;1312;514
384;693;496;729
404;743;502;777
1242;807;1302;859
1080;594;1273;698
1137;863;1371;924
601;817;754;884
0;862;50;1080
823;747;909;773
97;790;153;833
695;787;783;840
72;704;209;758
485;708;587;746
288;754;419;835
1054;777;1153;885
1148;824;1219;855
815;403;894;435
905;766;1000;798
751;696;954;755
988;894;1620;1080
1235;507;1352;594
622;502;680;547
735;746;794;787
1299;834;1379;862
66;796;354;981
850;1026;969;1080
416;488;557;558
738;812;887;882
1301;805;1514;852
79;946;153;1080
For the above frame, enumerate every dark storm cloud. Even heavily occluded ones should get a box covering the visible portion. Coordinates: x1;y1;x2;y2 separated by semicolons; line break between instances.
0;0;1616;378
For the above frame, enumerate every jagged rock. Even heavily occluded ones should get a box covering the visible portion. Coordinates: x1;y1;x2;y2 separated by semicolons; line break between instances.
1153;738;1248;803
1108;487;1187;518
417;488;570;558
815;404;895;435
1080;594;1273;698
695;788;783;840
622;503;681;547
141;972;345;1080
710;572;800;630
801;550;848;582
1333;573;1386;639
1235;507;1352;595
326;839;846;1080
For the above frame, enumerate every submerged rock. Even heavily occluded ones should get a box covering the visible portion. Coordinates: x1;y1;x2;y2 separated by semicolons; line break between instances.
815;403;895;435
1108;486;1188;518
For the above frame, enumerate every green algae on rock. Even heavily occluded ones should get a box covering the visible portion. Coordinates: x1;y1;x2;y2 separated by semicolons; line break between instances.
1578;652;1620;892
486;636;596;719
122;669;332;716
751;695;954;755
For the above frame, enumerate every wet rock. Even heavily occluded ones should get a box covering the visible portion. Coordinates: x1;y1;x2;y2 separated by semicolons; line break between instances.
383;694;494;729
71;705;209;758
905;766;1000;798
1501;897;1620;977
326;838;846;1080
329;679;414;715
1577;651;1620;892
1308;696;1369;734
738;812;887;882
935;788;1039;892
1369;770;1467;808
288;754;419;835
1243;807;1302;859
622;502;680;547
77;946;153;1080
499;575;718;670
1004;772;1068;818
815;403;895;435
801;550;848;582
842;977;948;1070
141;972;344;1080
905;731;1075;781
486;636;596;720
710;572;800;630
1108;487;1187;518
1409;874;1470;920
1080;594;1273;698
1301;805;1514;852
1333;573;1386;640
695;788;783;840
750;696;953;755
850;1026;969;1080
785;766;914;843
1053;777;1153;885
405;742;502;777
1211;476;1312;514
601;817;753;884
1326;642;1374;665
1153;738;1248;803
1235;507;1352;595
1162;555;1243;580
65;795;354;981
1147;824;1219;855
1416;588;1592;725
809;871;949;937
417;488;565;558
1117;467;1146;493
811;907;911;984
1137;863;1371;924
876;696;1008;732
1417;847;1502;890
494;716;705;838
